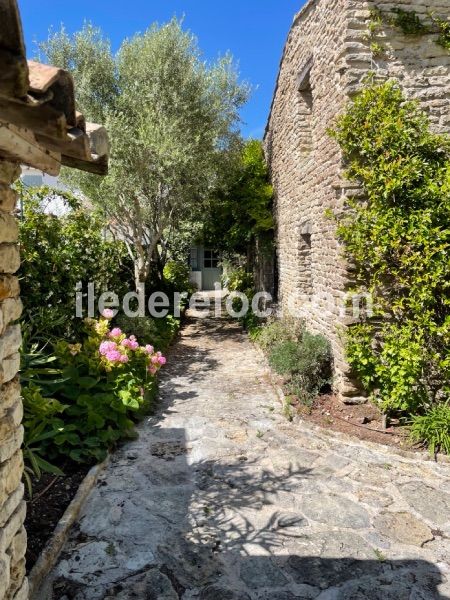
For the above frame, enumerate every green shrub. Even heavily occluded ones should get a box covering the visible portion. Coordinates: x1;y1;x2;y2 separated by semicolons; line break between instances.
116;314;180;352
330;80;450;430
21;313;167;470
264;324;331;404
163;260;194;295
269;341;301;376
251;317;303;352
18;183;132;340
410;404;450;455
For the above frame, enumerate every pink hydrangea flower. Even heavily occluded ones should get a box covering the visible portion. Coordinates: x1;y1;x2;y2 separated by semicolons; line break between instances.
99;341;117;356
122;338;131;348
106;350;122;363
156;351;162;358
130;335;137;342
145;344;154;354
101;309;114;320
129;340;139;351
109;327;122;338
158;356;167;365
151;355;159;365
148;365;157;375
119;354;129;364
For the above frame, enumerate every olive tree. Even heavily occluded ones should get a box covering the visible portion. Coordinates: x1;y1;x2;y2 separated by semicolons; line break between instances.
41;20;249;288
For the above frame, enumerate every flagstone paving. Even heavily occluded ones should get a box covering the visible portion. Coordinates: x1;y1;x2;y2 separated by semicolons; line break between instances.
37;312;450;599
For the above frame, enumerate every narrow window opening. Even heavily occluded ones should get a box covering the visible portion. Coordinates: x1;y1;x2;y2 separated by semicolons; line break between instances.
299;223;313;295
297;58;313;153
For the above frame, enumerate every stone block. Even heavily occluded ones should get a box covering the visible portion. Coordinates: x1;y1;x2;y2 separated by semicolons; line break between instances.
0;353;21;385
0;452;23;508
0;244;20;274
0;163;20;186
0;484;24;529
0;186;18;212
0;213;18;244
0;276;20;301
0;426;23;464
8;527;26;563
0;501;26;556
0;299;22;332
0;378;21;418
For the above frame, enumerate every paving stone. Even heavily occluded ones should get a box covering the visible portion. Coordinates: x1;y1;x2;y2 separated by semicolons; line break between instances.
400;482;450;527
373;512;434;547
296;494;370;528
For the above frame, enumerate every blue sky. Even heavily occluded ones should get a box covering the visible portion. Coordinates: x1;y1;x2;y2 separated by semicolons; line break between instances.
18;0;306;139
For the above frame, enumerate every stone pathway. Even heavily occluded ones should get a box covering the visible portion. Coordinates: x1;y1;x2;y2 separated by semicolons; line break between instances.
37;313;450;599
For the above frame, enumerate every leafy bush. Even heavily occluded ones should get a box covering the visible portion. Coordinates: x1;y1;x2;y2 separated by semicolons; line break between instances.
410;404;450;455
254;317;331;405
21;312;167;470
116;314;180;352
19;184;132;340
163;260;191;292
330;81;450;429
269;332;331;402
251;317;304;351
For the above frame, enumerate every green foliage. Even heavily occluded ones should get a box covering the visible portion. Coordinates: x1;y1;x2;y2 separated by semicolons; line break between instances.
410;403;450;455
254;318;331;405
162;260;195;298
116;314;180;352
21;316;168;473
390;8;429;35
40;20;249;286
268;332;332;403
204;140;274;255
330;80;450;450
18;183;131;340
251;317;304;352
431;14;450;50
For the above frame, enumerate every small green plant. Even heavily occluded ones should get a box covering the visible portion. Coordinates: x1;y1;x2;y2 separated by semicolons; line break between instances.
430;14;450;50
390;8;429;36
373;548;386;562
410;404;450;455
256;430;264;438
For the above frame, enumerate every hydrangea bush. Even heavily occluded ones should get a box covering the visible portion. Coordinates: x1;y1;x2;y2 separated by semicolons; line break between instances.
23;311;167;466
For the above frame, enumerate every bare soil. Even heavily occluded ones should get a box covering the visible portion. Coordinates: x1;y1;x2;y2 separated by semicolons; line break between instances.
25;463;90;572
292;393;418;452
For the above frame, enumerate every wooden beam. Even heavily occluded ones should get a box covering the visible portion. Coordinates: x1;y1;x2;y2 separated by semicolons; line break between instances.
62;154;108;176
0;49;28;99
36;127;92;162
0;121;61;175
0;95;67;140
0;0;25;56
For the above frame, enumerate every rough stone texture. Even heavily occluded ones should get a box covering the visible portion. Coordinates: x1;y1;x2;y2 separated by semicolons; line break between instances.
264;0;450;401
0;162;25;600
37;312;450;599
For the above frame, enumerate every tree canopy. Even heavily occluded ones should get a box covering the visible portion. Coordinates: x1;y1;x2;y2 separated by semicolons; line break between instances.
40;20;249;287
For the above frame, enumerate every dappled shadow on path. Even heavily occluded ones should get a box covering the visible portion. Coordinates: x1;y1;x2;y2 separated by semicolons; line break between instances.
42;314;449;599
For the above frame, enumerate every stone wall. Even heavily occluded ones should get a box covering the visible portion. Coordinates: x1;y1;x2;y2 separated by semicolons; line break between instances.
0;162;27;600
264;0;450;402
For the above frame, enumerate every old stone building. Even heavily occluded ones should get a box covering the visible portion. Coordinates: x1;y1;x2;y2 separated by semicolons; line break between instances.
0;1;109;598
264;0;450;402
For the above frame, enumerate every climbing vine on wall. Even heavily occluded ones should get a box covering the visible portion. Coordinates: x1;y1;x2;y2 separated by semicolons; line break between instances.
366;8;450;57
330;80;450;452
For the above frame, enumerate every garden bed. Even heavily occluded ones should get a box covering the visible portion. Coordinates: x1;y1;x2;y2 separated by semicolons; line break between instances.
25;463;89;571
293;393;416;452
